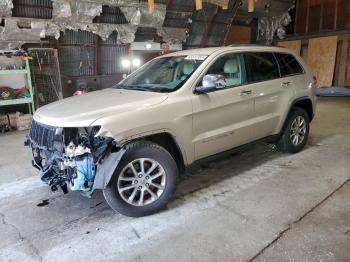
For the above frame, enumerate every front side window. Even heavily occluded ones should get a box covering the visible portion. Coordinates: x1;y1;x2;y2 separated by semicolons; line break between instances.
275;53;304;77
244;52;279;83
206;53;243;87
115;56;206;93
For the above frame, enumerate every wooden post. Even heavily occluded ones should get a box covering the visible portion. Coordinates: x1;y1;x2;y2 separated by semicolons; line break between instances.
294;0;299;34
319;0;324;32
200;5;218;47
306;0;310;33
334;0;338;29
248;0;254;12
195;0;203;10
336;38;349;86
148;0;155;13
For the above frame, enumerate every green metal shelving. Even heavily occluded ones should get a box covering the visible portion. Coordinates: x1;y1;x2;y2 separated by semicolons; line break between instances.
0;58;35;113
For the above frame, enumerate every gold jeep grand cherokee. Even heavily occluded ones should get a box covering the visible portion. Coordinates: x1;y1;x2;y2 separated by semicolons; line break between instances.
27;45;316;217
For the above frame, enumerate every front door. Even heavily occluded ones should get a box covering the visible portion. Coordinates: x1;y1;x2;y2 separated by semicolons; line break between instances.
191;53;255;160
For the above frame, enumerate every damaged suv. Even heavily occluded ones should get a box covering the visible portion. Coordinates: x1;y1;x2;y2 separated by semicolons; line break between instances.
27;45;316;217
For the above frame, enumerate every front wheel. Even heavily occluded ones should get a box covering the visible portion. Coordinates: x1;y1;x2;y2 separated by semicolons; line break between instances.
103;141;178;217
277;107;310;153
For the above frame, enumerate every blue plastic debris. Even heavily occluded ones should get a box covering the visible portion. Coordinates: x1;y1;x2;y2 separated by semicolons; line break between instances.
316;87;350;97
70;155;96;192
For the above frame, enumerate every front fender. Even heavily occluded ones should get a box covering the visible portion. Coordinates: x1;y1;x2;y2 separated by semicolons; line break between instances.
91;148;126;192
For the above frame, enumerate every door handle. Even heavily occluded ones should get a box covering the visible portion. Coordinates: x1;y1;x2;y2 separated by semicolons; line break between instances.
281;81;291;87
240;90;252;96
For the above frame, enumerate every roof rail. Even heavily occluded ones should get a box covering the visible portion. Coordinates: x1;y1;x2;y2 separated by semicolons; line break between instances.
226;44;272;47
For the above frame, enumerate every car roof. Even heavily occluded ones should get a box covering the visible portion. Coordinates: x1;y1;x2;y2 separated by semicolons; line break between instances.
162;45;293;57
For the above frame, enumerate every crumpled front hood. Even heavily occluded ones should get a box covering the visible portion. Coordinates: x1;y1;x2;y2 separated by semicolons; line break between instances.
34;88;168;127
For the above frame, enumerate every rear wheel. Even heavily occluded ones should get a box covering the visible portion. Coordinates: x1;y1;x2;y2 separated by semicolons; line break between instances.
103;141;178;217
277;107;310;153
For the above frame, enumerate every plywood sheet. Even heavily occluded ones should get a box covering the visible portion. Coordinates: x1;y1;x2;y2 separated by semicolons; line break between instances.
277;40;302;55
307;36;338;87
301;45;309;66
225;25;251;45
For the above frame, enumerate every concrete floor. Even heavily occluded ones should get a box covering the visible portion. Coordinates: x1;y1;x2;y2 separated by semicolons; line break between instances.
0;97;349;262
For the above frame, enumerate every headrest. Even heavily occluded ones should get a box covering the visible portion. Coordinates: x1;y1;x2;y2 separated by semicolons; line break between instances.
224;58;239;74
183;62;194;75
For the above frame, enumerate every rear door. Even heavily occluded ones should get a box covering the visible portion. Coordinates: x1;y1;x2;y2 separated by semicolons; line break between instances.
191;52;255;159
273;53;307;132
244;52;296;139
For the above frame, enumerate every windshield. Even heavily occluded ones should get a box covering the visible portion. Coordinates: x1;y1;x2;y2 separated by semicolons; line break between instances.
115;55;206;93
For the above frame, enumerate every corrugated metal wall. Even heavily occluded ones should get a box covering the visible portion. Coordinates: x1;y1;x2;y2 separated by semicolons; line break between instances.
93;6;128;24
10;0;239;76
58;30;129;76
12;0;52;19
98;32;129;75
12;2;130;77
58;46;95;76
58;30;96;76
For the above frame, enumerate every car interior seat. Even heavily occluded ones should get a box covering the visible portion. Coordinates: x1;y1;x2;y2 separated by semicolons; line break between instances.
180;62;194;80
224;58;241;86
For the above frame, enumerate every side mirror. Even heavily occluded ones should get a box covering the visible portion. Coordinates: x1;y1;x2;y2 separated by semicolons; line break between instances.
194;74;226;94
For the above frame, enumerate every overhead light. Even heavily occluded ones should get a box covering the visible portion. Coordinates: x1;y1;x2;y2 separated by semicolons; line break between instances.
121;59;131;68
132;58;141;67
145;43;152;49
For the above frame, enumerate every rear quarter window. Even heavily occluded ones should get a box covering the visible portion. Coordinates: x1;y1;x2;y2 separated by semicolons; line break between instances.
275;53;305;77
244;52;279;83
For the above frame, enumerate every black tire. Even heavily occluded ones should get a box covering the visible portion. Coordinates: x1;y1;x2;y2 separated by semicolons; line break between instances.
103;141;178;217
277;107;310;153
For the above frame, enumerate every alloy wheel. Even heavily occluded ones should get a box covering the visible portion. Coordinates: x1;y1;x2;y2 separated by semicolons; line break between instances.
290;116;307;146
117;158;166;206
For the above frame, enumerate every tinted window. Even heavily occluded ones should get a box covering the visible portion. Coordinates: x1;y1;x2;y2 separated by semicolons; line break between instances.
275;53;304;77
244;52;279;83
206;53;243;87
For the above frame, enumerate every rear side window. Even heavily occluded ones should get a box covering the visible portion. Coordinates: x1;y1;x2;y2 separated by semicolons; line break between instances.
275;53;304;77
244;52;279;83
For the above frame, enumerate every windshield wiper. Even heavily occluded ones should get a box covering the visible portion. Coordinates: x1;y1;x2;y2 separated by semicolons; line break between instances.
117;85;153;92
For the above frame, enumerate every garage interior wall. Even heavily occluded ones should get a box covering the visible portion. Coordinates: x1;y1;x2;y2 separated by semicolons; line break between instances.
276;0;350;87
224;25;252;45
307;36;338;87
277;40;301;55
5;0;246;98
14;1;131;96
334;35;350;87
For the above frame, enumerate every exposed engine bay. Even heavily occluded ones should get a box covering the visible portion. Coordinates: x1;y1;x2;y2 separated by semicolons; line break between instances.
27;120;118;195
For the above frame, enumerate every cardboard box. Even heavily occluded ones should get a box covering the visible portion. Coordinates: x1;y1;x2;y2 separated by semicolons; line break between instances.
7;113;17;128
15;112;32;131
0;114;9;126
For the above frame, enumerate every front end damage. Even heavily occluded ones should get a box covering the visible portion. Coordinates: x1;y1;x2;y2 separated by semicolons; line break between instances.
27;120;125;195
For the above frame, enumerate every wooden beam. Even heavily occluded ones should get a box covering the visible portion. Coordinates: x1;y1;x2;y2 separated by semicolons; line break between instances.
306;0;310;33
165;0;172;8
319;0;324;32
195;0;203;10
148;0;155;13
219;0;242;45
334;0;338;29
294;0;299;35
208;0;229;9
200;5;218;47
248;0;254;12
335;39;349;86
